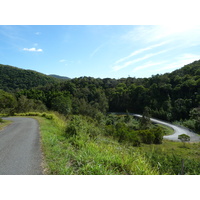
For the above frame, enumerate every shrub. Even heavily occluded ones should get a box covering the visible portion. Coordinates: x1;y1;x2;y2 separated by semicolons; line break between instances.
178;134;190;142
138;130;155;144
178;134;190;147
65;123;77;137
105;125;116;136
137;127;164;144
44;114;54;120
115;122;128;142
125;130;141;146
183;119;196;131
152;127;164;144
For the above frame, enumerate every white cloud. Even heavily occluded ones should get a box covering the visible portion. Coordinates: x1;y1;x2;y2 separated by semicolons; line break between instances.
112;49;169;71
35;32;41;35
122;25;200;45
132;61;166;72
23;47;43;52
90;44;104;58
121;26;161;43
152;54;200;73
115;41;170;65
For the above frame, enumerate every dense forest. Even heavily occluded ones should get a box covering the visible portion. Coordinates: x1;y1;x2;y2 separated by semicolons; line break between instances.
0;64;59;92
0;60;200;134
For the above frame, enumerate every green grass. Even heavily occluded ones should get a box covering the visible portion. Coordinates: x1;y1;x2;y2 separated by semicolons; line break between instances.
0;118;12;131
32;115;67;174
156;124;174;135
33;113;159;175
137;140;200;174
14;112;200;175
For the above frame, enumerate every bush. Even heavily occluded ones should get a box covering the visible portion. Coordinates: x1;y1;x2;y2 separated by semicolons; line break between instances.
65;123;77;137
125;130;141;146
137;127;164;144
16;95;47;113
183;119;196;131
0;90;17;115
138;130;155;144
43;113;54;120
104;117;164;145
115;122;128;142
178;134;190;147
152;127;164;144
105;125;116;136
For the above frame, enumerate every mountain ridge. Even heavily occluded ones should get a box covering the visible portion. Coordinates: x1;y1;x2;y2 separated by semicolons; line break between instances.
0;59;200;92
0;64;59;92
49;74;70;80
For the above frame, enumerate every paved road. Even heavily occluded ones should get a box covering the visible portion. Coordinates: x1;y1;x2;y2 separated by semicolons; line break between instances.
133;114;200;142
0;117;43;175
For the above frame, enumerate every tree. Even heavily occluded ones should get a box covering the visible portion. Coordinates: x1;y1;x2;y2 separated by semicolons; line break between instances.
0;90;17;115
51;94;71;115
140;107;151;129
16;95;47;113
178;134;190;147
189;107;200;133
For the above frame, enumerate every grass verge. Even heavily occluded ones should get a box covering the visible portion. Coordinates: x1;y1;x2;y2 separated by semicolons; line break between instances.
14;112;200;175
31;113;159;175
0;119;12;131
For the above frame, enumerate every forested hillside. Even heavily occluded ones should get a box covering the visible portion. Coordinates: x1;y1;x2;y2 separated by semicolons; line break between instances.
0;64;59;92
1;60;200;175
49;74;70;80
0;60;200;133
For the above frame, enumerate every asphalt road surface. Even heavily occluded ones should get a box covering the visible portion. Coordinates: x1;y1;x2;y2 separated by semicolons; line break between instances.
133;114;200;142
0;117;43;175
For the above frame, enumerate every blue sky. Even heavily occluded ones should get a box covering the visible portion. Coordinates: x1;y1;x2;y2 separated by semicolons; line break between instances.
0;25;200;79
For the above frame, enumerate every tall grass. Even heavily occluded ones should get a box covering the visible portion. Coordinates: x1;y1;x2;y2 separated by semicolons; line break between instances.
30;112;159;175
14;112;200;175
139;141;200;175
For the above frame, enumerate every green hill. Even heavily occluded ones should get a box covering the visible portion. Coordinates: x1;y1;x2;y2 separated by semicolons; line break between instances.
170;60;200;77
0;64;59;92
49;74;70;80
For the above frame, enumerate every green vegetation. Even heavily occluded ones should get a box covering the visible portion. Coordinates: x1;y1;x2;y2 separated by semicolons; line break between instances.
7;60;199;132
1;61;200;129
139;140;200;175
0;89;17;115
156;124;174;136
0;118;12;131
183;107;200;134
178;134;190;142
178;134;190;148
0;64;59;92
27;112;158;175
104;117;164;146
19;112;199;175
0;60;200;175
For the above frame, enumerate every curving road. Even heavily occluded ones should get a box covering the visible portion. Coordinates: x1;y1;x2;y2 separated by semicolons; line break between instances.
0;117;43;175
133;114;200;142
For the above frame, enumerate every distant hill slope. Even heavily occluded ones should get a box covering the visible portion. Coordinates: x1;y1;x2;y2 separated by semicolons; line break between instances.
170;60;200;77
49;74;70;80
0;64;59;92
0;59;199;92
